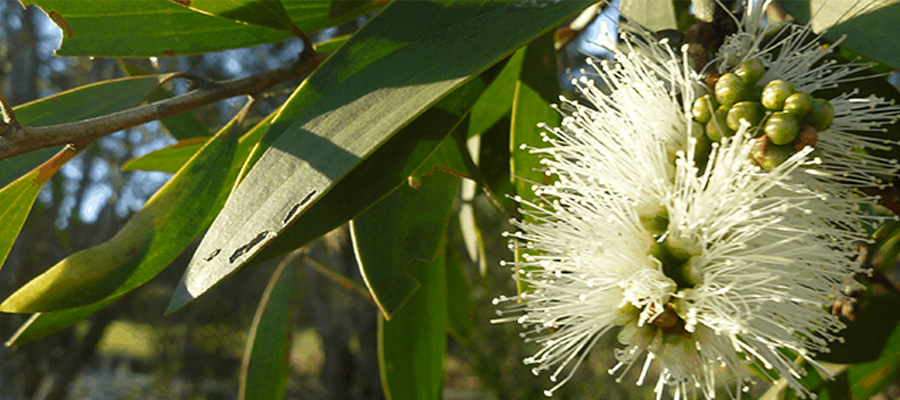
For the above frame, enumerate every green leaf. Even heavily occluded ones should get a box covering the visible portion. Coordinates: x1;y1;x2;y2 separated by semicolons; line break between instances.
5;297;116;346
0;147;79;272
119;61;209;140
818;294;900;363
26;0;379;57
1;75;166;188
468;52;523;137
620;0;677;32
122;137;210;173
176;0;297;34
378;237;447;400
444;243;473;341
351;140;461;319
847;317;900;399
510;33;560;293
781;0;900;69
0;108;269;313
167;0;592;313
238;251;300;400
247;71;494;269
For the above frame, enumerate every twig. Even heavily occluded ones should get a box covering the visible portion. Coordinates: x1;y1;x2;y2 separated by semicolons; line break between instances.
304;256;375;305
0;91;18;137
0;51;319;162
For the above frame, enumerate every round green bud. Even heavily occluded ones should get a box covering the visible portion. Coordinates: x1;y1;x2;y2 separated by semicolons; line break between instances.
783;92;814;118
757;143;795;171
735;58;765;86
691;94;718;124
715;73;745;107
690;121;711;168
761;79;794;110
726;101;764;131
764;111;800;145
804;98;835;130
705;105;734;141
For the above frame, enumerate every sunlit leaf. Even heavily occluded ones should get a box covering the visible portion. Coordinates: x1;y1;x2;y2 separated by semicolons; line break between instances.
175;0;297;34
620;0;676;32
167;0;592;313
0;108;270;313
121;137;210;173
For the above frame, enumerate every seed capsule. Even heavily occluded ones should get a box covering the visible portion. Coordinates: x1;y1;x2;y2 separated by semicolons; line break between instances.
783;92;813;118
804;98;835;130
715;73;744;107
726;101;764;131
761;79;794;110
735;58;764;86
691;94;718;124
706;105;734;141
765;111;800;145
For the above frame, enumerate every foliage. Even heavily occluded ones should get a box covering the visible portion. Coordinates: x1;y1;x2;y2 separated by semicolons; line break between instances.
1;0;899;399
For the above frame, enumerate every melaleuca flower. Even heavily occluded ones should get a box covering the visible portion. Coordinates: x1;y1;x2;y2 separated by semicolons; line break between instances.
494;2;900;398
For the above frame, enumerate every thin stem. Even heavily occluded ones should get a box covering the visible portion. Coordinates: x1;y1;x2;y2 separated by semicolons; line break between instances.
0;51;319;161
304;256;375;305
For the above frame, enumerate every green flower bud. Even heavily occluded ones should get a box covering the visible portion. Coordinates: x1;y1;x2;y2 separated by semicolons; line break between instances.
735;58;765;86
691;94;718;124
705;105;734;141
804;98;835;130
765;111;800;145
783;92;814;118
726;101;764;131
691;121;711;169
761;79;794;110
715;73;744;107
757;143;795;171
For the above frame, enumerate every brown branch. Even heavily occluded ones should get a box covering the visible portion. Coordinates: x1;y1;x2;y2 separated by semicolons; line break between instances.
0;51;320;162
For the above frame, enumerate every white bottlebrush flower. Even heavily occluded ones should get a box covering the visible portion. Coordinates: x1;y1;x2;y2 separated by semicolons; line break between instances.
495;3;899;399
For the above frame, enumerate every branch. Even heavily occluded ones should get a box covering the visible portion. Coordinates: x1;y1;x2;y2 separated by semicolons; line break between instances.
0;51;320;161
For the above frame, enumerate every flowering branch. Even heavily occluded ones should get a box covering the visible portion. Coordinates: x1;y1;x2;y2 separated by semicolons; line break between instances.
0;49;320;161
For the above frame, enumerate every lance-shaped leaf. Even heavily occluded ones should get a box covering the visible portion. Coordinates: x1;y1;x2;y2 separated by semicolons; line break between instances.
0;107;269;313
26;0;379;57
167;0;592;314
122;137;210;173
0;75;167;188
378;237;447;400
782;0;900;70
174;0;298;34
238;251;301;400
444;243;473;341
510;33;560;293
351;140;461;319
0;146;79;271
119;61;209;140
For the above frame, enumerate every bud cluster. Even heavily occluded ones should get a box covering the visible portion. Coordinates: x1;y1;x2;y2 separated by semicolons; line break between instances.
691;58;835;170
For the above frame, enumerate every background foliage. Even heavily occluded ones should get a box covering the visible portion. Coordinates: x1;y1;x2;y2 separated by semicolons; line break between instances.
0;1;898;399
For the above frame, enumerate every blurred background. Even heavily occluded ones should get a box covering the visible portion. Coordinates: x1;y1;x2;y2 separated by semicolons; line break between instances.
0;1;898;399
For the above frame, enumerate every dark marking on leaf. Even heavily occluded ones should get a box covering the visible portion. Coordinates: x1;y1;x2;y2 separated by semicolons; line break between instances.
229;231;269;263
170;0;191;6
204;249;221;262
161;50;176;58
47;11;73;38
283;191;317;224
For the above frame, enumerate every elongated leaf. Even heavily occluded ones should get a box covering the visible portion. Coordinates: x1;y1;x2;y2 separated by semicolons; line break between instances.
510;33;559;293
119;61;209;140
247;74;491;269
5;297;116;346
0;108;270;313
1;75;165;188
444;243;473;341
620;0;676;32
238;251;300;400
176;0;297;34
168;0;592;314
0;147;79;271
467;51;524;137
26;0;379;57
351;140;461;319
847;317;900;399
817;294;900;363
782;0;900;70
378;238;447;400
122;137;210;173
